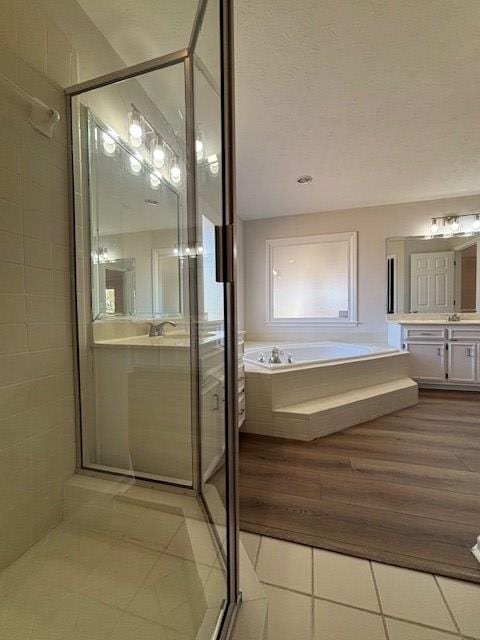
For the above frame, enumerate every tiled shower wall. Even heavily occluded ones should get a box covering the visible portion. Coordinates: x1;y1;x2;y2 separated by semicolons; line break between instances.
0;0;78;569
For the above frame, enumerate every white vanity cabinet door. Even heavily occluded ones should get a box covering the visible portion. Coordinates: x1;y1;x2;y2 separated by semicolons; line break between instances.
405;341;446;381
448;343;477;383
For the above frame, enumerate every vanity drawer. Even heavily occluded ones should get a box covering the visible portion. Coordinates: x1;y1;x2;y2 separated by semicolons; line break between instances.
449;328;480;341
404;327;446;340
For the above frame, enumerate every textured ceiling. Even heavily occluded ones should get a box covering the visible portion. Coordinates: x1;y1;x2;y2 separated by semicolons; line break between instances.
235;0;480;219
77;0;480;221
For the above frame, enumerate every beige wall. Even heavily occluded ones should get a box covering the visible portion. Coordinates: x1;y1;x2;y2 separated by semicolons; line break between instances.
243;195;480;343
0;1;77;569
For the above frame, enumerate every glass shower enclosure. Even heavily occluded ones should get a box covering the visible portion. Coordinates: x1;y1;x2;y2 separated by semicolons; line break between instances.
66;1;239;638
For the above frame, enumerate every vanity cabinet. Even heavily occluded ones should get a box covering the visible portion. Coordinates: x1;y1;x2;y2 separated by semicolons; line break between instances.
388;322;480;388
404;341;446;382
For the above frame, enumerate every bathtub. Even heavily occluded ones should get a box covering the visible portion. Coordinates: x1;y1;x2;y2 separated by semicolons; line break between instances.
242;341;417;440
244;341;398;370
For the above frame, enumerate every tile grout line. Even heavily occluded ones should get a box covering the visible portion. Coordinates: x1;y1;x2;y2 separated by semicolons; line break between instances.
369;560;390;640
259;579;468;637
254;535;263;570
434;574;462;636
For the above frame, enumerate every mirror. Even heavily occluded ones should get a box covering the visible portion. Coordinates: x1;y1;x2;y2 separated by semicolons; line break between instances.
386;235;480;314
88;111;182;320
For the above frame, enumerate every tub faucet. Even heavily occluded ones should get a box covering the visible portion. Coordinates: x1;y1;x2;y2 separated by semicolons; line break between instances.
148;321;177;337
269;346;283;364
447;313;461;322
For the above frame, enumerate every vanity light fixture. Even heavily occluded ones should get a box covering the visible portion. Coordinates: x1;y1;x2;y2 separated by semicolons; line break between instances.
428;212;480;236
128;109;144;148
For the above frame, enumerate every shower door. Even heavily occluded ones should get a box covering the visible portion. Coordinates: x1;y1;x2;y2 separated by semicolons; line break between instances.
66;1;239;637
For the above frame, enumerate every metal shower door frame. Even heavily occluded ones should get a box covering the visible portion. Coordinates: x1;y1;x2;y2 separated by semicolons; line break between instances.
65;0;240;637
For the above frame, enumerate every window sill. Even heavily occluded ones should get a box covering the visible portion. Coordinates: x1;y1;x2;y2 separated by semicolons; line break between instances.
265;320;360;327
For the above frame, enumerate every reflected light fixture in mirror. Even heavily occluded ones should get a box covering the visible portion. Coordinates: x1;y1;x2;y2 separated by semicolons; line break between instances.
129;155;142;175
208;154;219;176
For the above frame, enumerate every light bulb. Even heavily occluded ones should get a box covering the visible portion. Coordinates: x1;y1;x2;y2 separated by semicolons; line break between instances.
195;139;204;159
102;132;116;156
430;218;439;234
129;156;142;175
208;154;219;176
173;247;179;256
152;145;166;169
473;215;480;230
170;164;182;185
451;217;460;232
197;246;204;255
129;121;143;148
150;172;161;189
185;247;191;255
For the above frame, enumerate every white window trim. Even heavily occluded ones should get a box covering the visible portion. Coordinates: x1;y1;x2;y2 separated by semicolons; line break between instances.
265;231;358;326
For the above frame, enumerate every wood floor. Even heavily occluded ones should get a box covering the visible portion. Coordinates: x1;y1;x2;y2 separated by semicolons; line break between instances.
240;389;480;583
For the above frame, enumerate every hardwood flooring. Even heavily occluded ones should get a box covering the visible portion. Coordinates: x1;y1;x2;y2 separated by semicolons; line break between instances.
240;389;480;583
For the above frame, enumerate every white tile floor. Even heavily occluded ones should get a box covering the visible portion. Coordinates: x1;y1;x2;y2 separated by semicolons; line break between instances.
0;518;228;640
239;532;480;640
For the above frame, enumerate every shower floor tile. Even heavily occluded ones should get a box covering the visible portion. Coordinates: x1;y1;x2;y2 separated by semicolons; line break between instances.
0;521;217;640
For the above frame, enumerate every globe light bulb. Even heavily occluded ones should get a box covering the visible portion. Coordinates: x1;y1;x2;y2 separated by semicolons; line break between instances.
150;172;161;189
170;164;182;185
102;132;116;156
430;218;439;234
129;156;142;175
451;217;460;232
129;121;143;148
473;215;480;231
152;145;166;169
195;139;204;159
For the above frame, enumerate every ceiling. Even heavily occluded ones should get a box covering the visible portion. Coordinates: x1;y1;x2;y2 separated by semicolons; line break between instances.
78;0;480;221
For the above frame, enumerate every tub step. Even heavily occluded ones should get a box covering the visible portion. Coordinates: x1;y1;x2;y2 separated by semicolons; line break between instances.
271;378;418;440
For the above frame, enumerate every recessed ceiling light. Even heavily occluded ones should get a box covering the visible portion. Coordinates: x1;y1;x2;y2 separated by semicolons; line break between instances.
297;175;312;184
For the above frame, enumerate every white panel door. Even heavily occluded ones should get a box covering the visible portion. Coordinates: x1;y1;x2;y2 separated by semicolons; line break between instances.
410;251;455;312
448;343;477;382
405;341;446;381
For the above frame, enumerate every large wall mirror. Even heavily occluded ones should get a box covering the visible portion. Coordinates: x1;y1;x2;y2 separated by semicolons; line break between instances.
386;232;480;314
87;111;182;320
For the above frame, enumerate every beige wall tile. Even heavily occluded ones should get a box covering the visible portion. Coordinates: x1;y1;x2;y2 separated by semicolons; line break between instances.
0;199;22;234
0;230;23;263
17;0;47;76
0;261;24;293
0;294;26;323
0;323;28;355
25;266;54;295
47;23;73;88
24;237;53;269
386;618;459;640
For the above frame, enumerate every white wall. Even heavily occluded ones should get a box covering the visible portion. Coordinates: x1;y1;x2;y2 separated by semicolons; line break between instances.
243;194;480;343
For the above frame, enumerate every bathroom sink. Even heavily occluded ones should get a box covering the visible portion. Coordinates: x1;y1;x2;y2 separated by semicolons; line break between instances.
94;331;220;348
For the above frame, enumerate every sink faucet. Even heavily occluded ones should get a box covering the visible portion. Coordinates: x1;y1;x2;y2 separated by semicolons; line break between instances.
148;321;177;337
447;313;461;322
268;346;283;364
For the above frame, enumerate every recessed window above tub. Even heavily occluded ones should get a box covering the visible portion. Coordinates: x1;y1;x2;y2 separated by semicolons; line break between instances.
266;231;358;326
